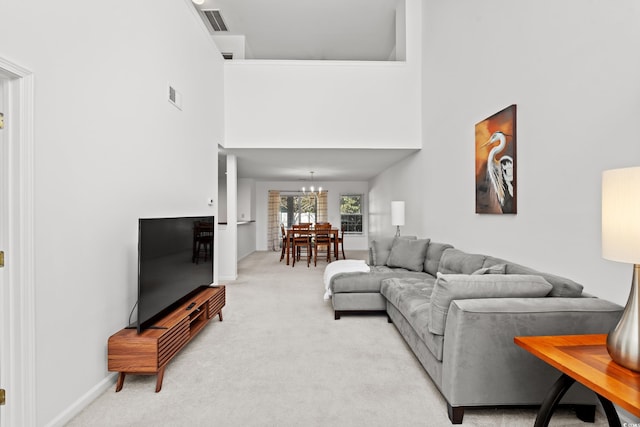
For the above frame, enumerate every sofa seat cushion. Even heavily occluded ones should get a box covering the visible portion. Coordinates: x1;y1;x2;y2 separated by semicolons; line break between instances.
428;273;554;335
381;277;445;361
371;265;410;274
331;269;432;294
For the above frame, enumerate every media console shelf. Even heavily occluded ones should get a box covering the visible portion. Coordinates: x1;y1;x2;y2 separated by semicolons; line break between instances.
108;285;225;392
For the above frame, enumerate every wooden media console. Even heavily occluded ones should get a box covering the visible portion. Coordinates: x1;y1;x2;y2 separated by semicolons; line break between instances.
108;285;225;392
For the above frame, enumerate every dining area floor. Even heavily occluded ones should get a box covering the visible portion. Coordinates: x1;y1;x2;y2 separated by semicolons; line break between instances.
278;248;368;268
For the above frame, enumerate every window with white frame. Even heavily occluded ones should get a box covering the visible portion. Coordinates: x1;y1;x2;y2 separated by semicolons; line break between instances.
340;194;363;233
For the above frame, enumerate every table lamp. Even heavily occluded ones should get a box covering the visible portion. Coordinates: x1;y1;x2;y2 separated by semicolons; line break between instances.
391;201;405;237
602;166;640;371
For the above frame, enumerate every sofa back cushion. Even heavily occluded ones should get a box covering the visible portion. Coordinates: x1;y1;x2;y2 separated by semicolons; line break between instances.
438;248;488;275
504;262;584;297
386;238;430;272
370;236;416;266
424;242;454;276
428;273;553;335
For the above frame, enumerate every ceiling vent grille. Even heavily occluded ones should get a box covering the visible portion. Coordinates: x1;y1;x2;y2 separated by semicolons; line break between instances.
203;10;228;32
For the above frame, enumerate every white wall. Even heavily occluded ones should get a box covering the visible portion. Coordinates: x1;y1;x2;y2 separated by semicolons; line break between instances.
223;0;422;150
212;34;246;59
237;221;257;260
219;155;238;281
369;0;640;306
255;180;369;251
218;175;228;223
0;1;224;425
238;178;255;221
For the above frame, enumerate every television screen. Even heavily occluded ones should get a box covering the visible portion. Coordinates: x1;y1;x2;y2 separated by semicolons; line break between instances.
137;216;214;333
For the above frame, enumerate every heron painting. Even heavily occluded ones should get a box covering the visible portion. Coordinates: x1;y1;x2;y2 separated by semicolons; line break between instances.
475;105;517;214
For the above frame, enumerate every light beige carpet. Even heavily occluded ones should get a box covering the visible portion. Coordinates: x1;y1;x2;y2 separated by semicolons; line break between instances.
67;251;607;427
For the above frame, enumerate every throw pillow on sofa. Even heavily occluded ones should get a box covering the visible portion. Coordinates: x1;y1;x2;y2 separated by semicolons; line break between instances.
387;239;430;271
428;273;553;335
472;264;507;275
386;238;430;272
370;236;416;266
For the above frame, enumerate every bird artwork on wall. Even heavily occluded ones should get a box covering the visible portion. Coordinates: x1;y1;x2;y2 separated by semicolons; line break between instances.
475;105;517;214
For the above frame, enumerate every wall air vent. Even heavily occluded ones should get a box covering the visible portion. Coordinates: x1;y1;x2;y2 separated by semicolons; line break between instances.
203;10;228;32
222;52;233;60
168;84;182;110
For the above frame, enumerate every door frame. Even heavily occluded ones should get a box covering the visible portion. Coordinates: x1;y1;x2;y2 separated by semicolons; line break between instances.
0;56;36;427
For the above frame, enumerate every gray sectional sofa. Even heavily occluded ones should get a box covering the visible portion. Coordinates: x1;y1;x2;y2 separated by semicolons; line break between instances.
328;237;623;424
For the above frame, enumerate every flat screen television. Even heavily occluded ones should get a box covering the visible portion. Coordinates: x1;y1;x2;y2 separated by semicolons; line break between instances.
136;216;214;333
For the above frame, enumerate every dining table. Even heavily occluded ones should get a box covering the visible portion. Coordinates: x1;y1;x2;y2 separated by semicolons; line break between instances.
285;227;340;265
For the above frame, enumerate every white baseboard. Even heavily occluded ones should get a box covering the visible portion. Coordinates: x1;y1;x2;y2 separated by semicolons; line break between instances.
44;373;117;427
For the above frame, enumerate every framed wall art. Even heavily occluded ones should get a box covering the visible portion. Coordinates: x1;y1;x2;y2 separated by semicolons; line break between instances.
475;104;517;214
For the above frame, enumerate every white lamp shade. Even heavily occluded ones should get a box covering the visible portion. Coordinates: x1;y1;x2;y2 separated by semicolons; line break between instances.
602;166;640;263
391;201;405;226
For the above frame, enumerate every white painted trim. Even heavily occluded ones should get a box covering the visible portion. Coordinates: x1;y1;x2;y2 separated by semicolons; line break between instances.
0;73;9;427
0;56;36;427
43;374;117;427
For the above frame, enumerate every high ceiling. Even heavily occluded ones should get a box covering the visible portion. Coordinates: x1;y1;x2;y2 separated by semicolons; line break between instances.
194;0;400;61
194;0;414;182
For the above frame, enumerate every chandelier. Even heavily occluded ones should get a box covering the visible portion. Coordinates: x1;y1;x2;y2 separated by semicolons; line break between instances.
302;171;323;195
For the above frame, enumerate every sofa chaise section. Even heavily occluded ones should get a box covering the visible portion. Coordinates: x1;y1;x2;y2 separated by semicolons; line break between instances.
331;268;431;319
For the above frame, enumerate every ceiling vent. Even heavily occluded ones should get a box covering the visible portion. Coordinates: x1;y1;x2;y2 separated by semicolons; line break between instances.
203;10;228;32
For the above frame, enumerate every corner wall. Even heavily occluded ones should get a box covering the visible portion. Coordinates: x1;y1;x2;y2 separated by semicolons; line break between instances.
370;0;640;305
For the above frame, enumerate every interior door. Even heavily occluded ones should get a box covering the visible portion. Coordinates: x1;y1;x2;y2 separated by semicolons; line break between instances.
0;72;7;427
0;58;35;427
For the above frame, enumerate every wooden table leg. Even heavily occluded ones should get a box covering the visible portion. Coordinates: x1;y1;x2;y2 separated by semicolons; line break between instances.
218;311;223;321
115;372;126;392
155;367;166;393
286;233;291;265
534;373;621;427
596;394;622;427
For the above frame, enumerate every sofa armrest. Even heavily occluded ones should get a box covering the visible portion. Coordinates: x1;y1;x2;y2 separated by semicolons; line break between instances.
440;297;623;407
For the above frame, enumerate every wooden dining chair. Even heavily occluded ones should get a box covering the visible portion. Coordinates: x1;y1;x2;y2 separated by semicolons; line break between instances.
279;223;293;262
313;223;332;266
332;227;346;260
291;224;312;267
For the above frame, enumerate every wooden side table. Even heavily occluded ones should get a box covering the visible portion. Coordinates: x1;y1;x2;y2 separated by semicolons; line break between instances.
515;334;640;427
